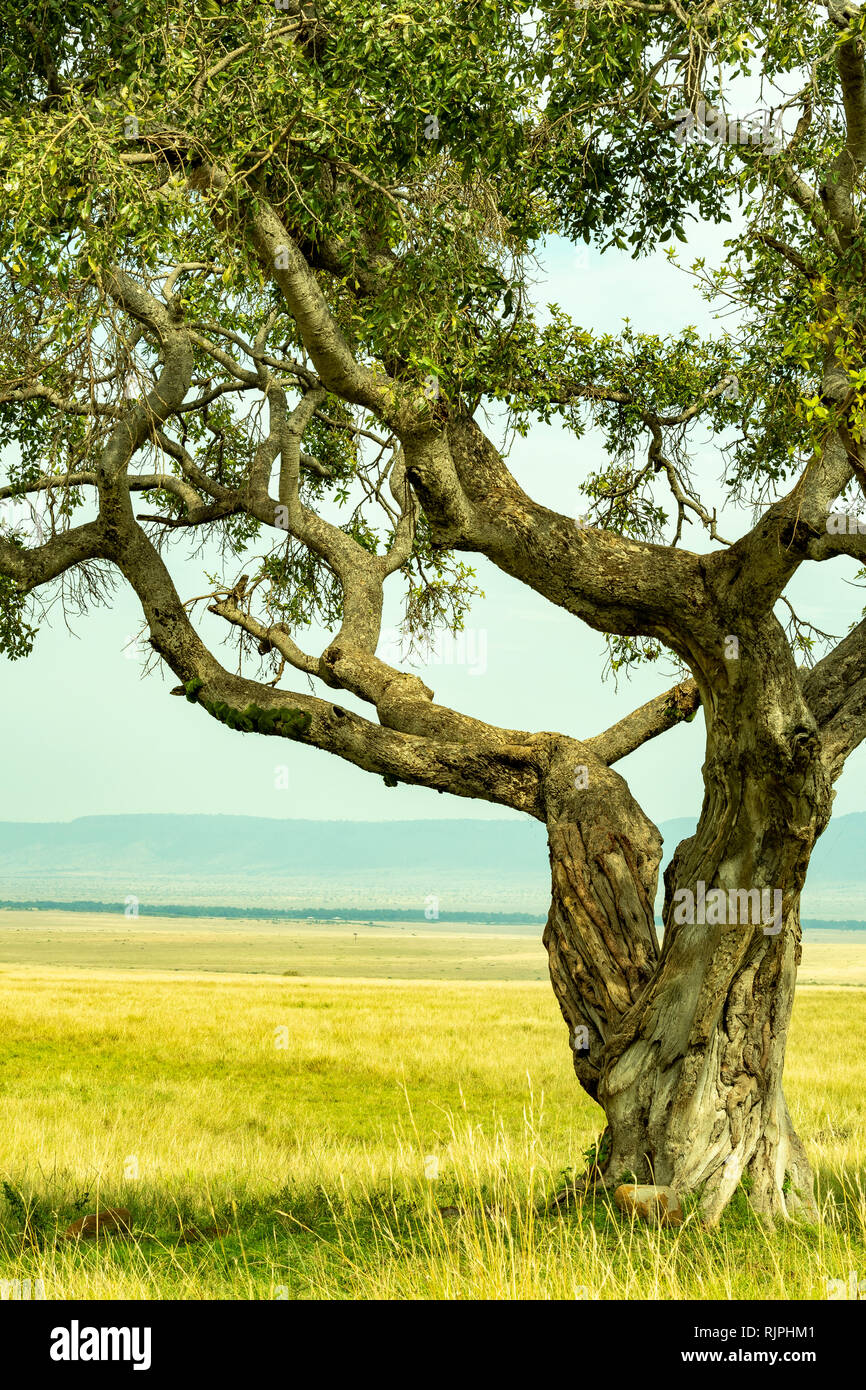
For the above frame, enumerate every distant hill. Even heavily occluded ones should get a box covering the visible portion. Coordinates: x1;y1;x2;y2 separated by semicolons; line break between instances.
0;816;551;915
0;812;862;920
2;810;863;878
0;815;548;873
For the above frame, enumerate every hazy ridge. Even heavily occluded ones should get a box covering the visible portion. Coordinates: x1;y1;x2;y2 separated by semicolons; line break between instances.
0;812;863;922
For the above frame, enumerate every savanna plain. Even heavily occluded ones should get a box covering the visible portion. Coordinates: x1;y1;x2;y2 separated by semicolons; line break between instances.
1;910;864;1300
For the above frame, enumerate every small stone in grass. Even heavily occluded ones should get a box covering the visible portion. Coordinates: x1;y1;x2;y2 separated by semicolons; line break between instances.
62;1207;133;1240
613;1184;683;1227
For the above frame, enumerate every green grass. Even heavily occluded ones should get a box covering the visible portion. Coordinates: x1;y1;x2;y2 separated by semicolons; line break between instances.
0;930;865;1298
0;910;549;980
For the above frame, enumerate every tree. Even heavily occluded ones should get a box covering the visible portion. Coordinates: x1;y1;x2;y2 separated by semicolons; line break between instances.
3;0;866;1225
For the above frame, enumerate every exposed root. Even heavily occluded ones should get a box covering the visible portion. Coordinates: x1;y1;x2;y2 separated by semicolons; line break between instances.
542;1162;609;1213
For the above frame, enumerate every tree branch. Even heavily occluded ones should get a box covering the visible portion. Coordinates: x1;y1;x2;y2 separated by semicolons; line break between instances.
588;679;701;766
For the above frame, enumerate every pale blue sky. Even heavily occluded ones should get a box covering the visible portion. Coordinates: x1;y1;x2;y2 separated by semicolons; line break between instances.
4;225;866;826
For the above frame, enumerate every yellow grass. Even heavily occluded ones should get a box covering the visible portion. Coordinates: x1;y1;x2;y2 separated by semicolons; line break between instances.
0;918;864;1298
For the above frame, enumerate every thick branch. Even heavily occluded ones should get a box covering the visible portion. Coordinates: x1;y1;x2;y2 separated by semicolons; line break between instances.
0;520;109;589
404;415;708;650
589;679;701;765
802;614;866;776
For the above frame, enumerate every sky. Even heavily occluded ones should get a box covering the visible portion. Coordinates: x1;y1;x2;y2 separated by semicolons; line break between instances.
4;215;866;828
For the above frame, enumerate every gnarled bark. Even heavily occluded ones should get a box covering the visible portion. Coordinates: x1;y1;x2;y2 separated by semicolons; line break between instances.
542;746;662;1101
543;630;833;1225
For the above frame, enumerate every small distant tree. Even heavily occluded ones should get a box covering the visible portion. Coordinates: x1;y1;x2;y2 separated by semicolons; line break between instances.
4;1;866;1222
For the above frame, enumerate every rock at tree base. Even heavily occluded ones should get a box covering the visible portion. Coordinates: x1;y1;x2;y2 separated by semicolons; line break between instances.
613;1184;683;1227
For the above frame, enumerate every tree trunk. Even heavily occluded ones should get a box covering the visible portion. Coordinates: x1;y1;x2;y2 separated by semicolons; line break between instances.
541;743;664;1099
599;900;817;1224
542;653;833;1224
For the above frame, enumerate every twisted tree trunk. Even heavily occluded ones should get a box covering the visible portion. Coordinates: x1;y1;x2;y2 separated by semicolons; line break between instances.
542;649;832;1225
542;748;663;1102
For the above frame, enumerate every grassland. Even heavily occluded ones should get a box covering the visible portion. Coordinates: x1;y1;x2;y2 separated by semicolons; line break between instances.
0;911;865;1299
2;907;865;984
0;910;549;981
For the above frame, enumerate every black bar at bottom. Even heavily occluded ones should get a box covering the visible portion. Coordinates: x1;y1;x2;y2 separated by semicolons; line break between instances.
2;1297;857;1378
